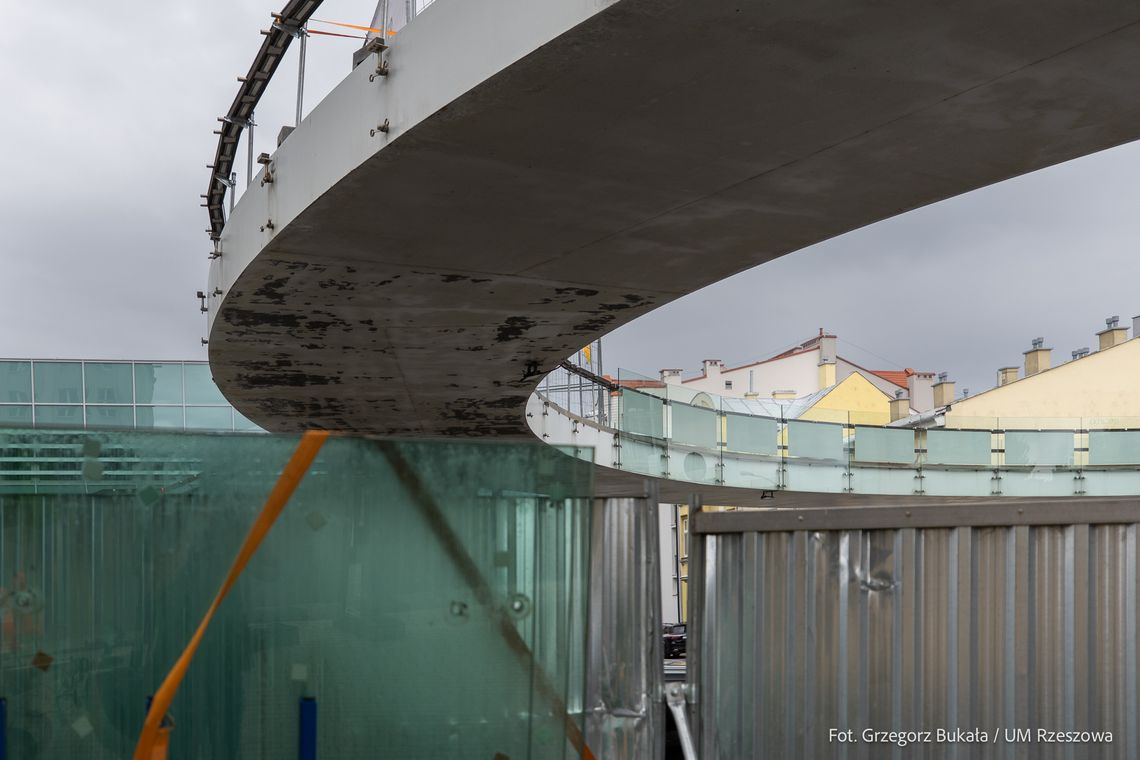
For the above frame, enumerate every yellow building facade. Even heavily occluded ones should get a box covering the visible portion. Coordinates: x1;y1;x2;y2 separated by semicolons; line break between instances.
944;335;1140;429
799;371;895;426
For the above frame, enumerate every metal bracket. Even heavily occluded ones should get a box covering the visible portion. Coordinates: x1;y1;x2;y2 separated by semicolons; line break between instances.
665;683;698;760
196;291;209;314
257;152;275;185
271;20;305;38
364;37;391;81
370;119;390;137
1074;470;1087;495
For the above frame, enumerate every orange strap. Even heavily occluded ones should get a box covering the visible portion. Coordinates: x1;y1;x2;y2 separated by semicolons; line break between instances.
133;431;330;760
308;29;365;40
311;17;397;35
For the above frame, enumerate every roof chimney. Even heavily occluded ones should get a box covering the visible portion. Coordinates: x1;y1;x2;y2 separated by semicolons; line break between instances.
1070;348;1090;362
1097;315;1128;351
932;372;956;407
889;389;910;422
660;368;684;386
816;331;837;365
1023;337;1051;377
907;369;935;412
701;359;722;379
820;332;839;389
997;366;1018;386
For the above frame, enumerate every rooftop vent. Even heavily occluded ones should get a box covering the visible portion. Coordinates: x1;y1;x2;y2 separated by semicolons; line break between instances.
937;372;948;383
1031;337;1044;349
1106;315;1120;328
1072;347;1091;361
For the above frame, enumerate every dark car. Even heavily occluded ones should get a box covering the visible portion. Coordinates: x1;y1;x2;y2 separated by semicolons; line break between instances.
663;623;687;658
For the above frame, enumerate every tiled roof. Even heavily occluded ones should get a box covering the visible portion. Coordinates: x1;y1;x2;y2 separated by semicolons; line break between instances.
603;375;665;389
870;370;909;389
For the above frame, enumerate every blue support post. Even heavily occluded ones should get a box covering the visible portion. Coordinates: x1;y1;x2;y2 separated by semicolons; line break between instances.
299;697;317;760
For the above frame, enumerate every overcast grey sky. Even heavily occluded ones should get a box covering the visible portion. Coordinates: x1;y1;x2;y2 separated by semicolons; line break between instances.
1;1;1138;399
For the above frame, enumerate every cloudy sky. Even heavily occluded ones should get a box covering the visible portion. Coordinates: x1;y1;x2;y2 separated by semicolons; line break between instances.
2;1;1138;398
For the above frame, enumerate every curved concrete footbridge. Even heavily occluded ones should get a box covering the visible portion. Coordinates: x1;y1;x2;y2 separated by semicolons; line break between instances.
207;0;1140;503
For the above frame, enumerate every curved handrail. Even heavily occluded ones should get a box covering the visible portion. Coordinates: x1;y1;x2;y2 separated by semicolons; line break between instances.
204;0;325;241
532;365;1140;497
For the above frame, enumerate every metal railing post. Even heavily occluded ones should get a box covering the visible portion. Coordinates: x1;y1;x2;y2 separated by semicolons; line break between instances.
296;26;308;126
246;113;255;190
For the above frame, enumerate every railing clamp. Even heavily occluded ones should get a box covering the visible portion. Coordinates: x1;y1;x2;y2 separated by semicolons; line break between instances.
363;37;390;81
257;152;275;185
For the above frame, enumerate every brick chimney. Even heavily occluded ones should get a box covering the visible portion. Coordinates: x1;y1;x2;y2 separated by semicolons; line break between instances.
997;366;1018;386
660;368;684;386
932;372;955;407
1097;316;1128;351
1023;338;1051;377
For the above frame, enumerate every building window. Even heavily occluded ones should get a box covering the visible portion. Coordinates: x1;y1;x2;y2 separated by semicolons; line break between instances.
724;380;733;390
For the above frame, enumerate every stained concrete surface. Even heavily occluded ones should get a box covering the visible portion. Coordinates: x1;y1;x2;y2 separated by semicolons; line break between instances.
210;0;1140;439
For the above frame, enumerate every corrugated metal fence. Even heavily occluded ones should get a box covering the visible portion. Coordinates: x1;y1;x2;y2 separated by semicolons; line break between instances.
690;501;1140;760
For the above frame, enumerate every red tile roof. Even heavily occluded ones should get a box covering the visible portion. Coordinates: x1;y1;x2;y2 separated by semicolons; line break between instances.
602;375;665;389
870;370;910;389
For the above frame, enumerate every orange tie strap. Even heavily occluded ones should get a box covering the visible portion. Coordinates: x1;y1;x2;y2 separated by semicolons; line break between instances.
133;431;330;760
310;17;395;35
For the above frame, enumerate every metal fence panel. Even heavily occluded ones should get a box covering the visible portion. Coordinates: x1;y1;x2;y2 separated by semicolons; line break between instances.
692;503;1140;760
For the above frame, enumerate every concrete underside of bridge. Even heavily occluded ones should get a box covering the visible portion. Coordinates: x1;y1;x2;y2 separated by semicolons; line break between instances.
210;0;1140;439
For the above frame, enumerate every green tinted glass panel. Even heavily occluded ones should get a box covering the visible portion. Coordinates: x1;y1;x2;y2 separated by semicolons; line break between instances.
672;403;718;448
854;426;915;464
137;406;184;429
184;363;227;405
621;390;663;439
0;430;592;759
621;436;665;475
85;361;134;403
34;404;83;426
0;405;32;424
787;420;844;461
1089;430;1140;465
0;361;32;402
33;361;82;403
135;363;184;404
1004;431;1073;466
86;405;135;428
185;406;233;431
926;429;992;466
234;410;264;432
725;413;778;455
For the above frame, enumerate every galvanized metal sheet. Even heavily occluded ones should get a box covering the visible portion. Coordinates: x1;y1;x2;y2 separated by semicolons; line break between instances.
693;514;1140;759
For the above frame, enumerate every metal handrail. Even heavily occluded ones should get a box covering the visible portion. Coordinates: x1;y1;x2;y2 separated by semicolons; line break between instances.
204;0;325;241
